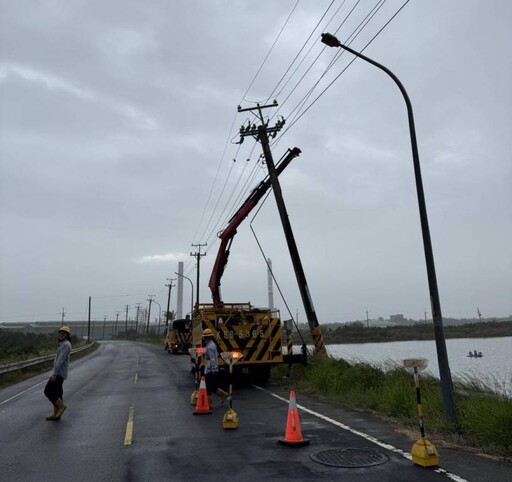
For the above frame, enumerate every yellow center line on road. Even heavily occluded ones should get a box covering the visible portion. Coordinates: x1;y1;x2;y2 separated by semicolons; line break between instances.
124;406;135;446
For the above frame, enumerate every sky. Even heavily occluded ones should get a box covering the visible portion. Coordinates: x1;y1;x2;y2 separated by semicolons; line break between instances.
1;0;511;326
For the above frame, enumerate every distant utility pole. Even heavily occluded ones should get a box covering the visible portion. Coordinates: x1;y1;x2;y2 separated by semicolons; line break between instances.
146;295;155;334
60;307;66;326
477;308;482;323
87;296;91;342
166;278;176;331
190;243;207;308
366;308;369;328
237;100;326;354
102;316;107;338
115;311;120;336
424;309;428;324
125;305;129;335
135;303;141;336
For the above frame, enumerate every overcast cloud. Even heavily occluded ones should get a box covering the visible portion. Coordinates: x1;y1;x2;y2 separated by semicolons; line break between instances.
1;0;511;325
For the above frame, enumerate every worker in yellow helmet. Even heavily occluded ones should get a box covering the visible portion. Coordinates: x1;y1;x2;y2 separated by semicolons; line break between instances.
44;325;72;421
202;328;228;404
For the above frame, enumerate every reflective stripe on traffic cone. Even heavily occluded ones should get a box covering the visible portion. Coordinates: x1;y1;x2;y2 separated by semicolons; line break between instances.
278;390;309;447
193;376;212;415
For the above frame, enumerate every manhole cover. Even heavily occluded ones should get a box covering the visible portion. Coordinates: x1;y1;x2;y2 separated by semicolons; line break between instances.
310;448;389;468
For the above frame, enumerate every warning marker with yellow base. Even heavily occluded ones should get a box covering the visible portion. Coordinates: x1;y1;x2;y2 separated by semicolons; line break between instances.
193;376;212;415
221;351;243;429
278;390;309;447
403;358;440;467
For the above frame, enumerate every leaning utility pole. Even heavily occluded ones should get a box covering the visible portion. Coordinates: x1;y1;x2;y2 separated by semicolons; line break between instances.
190;243;207;308
237;101;326;354
60;307;66;327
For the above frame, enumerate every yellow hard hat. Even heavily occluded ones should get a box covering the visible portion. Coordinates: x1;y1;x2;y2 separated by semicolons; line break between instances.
202;328;213;337
59;325;71;334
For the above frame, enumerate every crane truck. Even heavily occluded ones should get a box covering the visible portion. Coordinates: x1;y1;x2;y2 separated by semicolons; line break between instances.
191;147;307;383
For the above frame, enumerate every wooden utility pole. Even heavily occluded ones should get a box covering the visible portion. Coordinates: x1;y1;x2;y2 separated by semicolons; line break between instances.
87;297;91;342
166;278;176;333
135;303;141;336
190;243;207;308
237;101;326;354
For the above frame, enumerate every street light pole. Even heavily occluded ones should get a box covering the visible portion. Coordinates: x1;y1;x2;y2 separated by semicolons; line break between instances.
175;272;194;317
320;32;456;424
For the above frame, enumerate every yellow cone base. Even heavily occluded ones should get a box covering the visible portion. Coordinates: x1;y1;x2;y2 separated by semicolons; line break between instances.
222;408;239;429
411;438;439;467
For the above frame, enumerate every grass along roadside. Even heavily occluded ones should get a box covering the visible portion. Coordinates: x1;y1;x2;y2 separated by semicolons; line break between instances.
273;353;512;460
0;341;99;389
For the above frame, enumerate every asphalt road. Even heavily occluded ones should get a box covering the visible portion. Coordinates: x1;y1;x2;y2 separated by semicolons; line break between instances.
0;341;509;482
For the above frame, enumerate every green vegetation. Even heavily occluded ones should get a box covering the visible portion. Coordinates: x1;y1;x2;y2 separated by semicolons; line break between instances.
296;320;512;345
274;354;512;459
0;331;98;388
0;331;85;364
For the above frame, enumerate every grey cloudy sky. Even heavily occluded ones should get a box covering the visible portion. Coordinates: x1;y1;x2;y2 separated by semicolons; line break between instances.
1;0;511;325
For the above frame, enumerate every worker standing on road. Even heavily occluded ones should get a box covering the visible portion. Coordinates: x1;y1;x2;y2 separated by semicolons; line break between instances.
44;325;72;421
202;328;228;404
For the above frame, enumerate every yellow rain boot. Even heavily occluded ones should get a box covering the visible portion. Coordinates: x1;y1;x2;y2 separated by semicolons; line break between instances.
45;404;58;421
54;398;67;420
216;389;228;404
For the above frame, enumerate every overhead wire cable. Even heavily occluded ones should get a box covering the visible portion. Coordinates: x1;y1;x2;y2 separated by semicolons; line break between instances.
196;141;243;243
278;0;387;134
191;0;300;276
269;0;364;122
241;0;300;103
248;195;306;341
278;0;411;139
265;0;339;102
267;0;347;111
189;110;239;245
200;140;259;246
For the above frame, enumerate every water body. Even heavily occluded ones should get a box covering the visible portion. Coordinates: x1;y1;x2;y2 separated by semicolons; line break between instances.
325;336;512;397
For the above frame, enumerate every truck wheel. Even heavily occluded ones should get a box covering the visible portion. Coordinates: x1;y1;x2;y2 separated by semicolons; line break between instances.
248;366;271;385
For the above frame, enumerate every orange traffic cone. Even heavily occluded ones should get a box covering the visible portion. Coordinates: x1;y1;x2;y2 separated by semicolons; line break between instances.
193;376;212;415
278;390;309;447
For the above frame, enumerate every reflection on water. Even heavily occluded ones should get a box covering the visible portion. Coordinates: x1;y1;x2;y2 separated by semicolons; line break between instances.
325;336;512;397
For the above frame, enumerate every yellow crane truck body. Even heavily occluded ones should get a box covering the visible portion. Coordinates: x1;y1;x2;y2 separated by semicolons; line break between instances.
165;318;192;354
192;303;284;383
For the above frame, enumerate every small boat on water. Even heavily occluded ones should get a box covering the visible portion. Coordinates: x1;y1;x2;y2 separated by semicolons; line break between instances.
467;350;483;358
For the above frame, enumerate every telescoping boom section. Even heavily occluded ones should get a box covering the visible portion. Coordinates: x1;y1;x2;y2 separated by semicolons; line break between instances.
208;147;301;309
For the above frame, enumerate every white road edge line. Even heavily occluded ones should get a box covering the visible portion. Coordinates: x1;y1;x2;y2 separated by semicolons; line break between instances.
0;380;47;406
254;385;469;482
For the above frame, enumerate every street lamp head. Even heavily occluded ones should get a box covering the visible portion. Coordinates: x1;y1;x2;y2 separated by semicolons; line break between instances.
321;32;341;48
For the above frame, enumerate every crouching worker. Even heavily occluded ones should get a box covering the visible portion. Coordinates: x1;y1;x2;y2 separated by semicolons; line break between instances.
202;328;228;404
44;325;72;421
